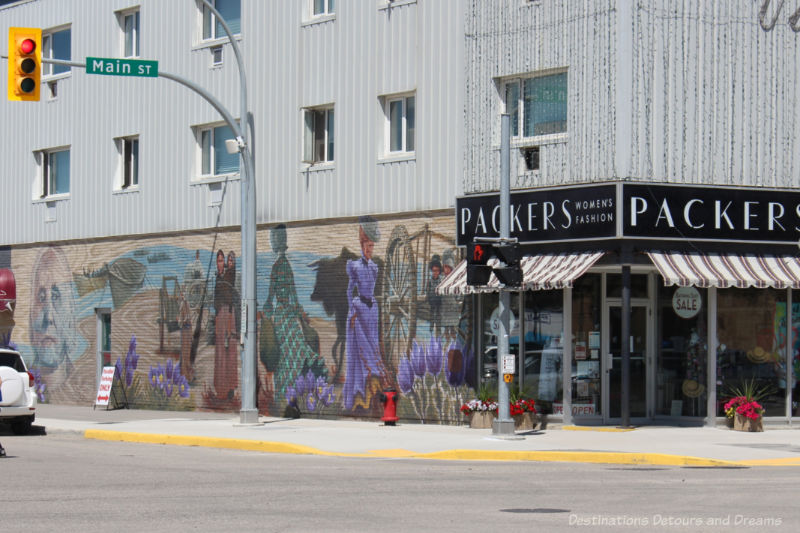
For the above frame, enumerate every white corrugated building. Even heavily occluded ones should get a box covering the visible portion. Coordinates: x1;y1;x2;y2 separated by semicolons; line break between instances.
447;0;800;427
1;0;470;422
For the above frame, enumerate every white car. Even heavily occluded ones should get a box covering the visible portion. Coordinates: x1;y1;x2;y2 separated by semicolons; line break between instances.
0;349;37;435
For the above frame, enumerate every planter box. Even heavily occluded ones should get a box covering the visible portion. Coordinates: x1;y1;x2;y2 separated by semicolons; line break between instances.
733;413;763;432
468;411;496;429
513;412;536;431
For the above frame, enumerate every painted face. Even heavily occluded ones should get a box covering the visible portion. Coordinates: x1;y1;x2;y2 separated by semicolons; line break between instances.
361;238;375;261
443;265;453;276
216;251;225;274
431;265;441;279
227;253;235;271
29;248;77;368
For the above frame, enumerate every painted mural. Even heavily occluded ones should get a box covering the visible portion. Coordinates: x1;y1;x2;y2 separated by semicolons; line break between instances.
2;215;475;424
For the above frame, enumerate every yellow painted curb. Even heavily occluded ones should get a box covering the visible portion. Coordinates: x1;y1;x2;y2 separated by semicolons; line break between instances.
737;457;800;467
84;429;748;467
562;425;636;432
84;429;372;458
407;449;738;467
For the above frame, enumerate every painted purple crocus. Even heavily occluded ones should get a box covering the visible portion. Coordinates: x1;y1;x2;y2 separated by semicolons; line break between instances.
31;368;46;403
397;357;414;393
176;376;190;398
306;393;317;411
410;340;426;377
319;383;335;406
426;336;443;375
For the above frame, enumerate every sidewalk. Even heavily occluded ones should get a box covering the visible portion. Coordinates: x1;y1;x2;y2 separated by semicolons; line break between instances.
25;404;800;467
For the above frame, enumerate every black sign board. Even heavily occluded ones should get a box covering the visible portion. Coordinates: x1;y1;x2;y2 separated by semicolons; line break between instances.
455;183;617;246
623;183;800;245
456;182;800;247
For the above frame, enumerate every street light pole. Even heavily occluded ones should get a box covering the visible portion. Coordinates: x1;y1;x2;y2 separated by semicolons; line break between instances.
199;0;258;424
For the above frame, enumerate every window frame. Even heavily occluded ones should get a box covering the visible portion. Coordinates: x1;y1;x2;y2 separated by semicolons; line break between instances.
502;69;568;142
118;8;140;59
302;106;335;166
37;147;71;200
312;0;335;17
114;135;140;191
201;0;241;42
383;93;416;157
41;26;72;79
195;122;241;182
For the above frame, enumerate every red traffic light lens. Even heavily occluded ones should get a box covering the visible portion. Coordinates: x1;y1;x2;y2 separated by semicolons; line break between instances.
20;38;36;55
472;244;485;262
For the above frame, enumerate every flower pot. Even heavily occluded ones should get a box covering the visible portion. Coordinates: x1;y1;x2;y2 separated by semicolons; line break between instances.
468;411;496;429
733;413;763;432
513;412;536;431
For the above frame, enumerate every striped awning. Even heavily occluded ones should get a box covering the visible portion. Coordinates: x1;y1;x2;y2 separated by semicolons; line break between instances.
436;251;605;295
647;251;800;289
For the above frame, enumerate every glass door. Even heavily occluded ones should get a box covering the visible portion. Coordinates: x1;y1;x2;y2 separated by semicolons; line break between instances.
604;302;650;422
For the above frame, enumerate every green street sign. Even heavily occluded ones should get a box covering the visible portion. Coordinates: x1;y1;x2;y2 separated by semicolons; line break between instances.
86;57;158;77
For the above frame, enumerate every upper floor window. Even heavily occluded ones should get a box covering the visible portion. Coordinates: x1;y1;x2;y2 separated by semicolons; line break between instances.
203;0;241;40
197;123;239;179
119;8;140;58
42;27;71;77
313;0;335;16
504;71;567;138
383;93;415;155
303;106;334;164
115;136;139;190
38;148;70;198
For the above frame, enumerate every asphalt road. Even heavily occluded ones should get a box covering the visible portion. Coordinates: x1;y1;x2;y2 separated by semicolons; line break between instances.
3;433;799;532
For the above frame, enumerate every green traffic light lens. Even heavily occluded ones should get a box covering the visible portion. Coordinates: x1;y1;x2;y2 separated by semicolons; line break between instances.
19;77;36;93
20;57;36;74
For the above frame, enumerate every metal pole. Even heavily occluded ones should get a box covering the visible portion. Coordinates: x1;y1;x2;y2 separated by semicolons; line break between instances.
621;259;631;428
493;113;515;436
199;0;258;424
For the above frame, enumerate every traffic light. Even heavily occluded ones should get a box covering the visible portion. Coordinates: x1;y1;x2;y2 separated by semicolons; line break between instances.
466;242;494;285
493;242;522;287
7;27;41;102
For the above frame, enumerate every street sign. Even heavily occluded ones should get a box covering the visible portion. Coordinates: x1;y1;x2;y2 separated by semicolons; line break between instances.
86;57;158;77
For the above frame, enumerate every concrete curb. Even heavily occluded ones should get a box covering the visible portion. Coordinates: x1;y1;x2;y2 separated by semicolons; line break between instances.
83;429;780;467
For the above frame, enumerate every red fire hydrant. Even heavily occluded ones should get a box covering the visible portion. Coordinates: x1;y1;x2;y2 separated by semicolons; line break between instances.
379;388;399;426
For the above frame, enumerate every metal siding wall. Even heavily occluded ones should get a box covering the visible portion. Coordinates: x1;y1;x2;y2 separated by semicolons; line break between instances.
464;0;800;195
631;0;800;187
1;0;463;246
464;0;617;194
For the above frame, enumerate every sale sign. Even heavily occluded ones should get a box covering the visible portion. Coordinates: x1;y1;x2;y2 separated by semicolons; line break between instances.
95;366;116;406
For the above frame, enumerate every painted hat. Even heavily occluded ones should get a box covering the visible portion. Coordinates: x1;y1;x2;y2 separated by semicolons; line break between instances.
359;216;380;242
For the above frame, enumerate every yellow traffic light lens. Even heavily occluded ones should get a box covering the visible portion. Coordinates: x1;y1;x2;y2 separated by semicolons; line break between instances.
20;37;36;54
20;58;36;74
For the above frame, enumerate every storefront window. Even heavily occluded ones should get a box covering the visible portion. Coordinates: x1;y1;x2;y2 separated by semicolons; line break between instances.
570;274;602;416
520;290;563;412
717;288;786;418
656;285;707;417
791;291;800;417
606;273;648;299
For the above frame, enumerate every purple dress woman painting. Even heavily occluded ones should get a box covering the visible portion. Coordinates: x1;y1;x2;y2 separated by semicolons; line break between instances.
343;216;386;410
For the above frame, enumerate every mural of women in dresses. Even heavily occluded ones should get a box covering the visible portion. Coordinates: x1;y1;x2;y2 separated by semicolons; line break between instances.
263;224;327;400
213;249;238;400
343;216;387;411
